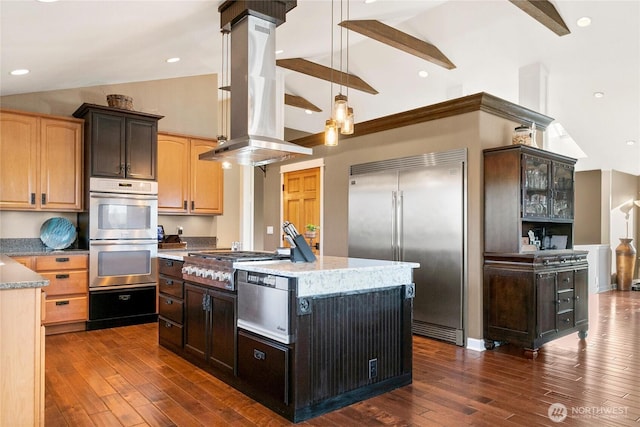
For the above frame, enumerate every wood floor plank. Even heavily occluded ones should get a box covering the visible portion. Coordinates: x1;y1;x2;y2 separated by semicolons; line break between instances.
45;291;640;426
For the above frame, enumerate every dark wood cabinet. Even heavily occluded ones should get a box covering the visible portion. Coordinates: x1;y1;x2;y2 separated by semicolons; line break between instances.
158;259;184;350
73;103;163;180
484;145;577;253
184;283;236;374
483;145;588;357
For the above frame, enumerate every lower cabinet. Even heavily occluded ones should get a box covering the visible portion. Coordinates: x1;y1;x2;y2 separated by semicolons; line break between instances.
158;258;185;350
484;252;589;357
13;254;89;335
184;283;236;374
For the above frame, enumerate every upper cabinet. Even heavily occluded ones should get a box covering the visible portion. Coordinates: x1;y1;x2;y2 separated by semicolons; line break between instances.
484;145;577;254
73;104;163;181
157;132;223;215
0;109;83;211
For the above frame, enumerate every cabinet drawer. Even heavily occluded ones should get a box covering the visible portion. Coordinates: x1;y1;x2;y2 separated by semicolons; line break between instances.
556;311;574;331
557;271;573;291
36;254;88;271
159;316;183;348
557;291;574;313
238;330;290;405
159;276;183;298
40;271;87;296
45;296;88;324
159;295;183;324
158;258;184;278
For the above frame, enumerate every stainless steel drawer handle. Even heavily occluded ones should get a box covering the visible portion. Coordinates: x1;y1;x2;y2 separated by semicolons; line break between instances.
165;322;172;328
55;301;69;306
253;349;266;361
165;299;173;305
119;295;131;301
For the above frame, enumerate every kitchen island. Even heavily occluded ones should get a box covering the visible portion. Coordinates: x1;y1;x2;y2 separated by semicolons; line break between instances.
157;253;418;422
0;254;48;426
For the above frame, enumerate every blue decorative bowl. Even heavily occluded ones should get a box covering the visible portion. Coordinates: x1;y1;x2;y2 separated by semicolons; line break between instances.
40;217;77;250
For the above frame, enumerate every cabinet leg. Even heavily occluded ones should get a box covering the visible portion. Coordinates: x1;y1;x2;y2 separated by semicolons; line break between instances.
578;329;588;340
523;348;539;359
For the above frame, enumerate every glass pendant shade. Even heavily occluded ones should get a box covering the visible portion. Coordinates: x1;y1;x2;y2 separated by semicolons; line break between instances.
341;107;354;135
324;119;339;146
333;93;348;125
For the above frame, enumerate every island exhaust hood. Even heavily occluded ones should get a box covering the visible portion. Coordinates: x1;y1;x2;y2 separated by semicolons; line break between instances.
200;4;311;166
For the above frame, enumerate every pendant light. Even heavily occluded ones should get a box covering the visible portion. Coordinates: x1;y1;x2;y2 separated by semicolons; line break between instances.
341;107;354;135
324;0;338;146
333;0;348;128
339;0;354;136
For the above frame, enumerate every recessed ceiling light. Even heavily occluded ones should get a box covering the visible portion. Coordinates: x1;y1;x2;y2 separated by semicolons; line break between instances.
626;140;636;146
275;49;284;55
418;70;429;78
37;0;59;2
304;109;313;115
576;17;592;27
166;57;180;63
10;69;29;76
364;0;377;4
593;91;604;98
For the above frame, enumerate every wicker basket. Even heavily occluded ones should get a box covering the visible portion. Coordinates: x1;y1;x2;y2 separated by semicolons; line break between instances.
106;94;134;110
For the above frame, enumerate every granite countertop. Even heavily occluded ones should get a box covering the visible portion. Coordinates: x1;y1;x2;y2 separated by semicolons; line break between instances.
237;256;420;297
0;254;49;290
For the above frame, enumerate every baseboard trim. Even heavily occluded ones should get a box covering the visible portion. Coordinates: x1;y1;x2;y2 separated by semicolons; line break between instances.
466;337;486;352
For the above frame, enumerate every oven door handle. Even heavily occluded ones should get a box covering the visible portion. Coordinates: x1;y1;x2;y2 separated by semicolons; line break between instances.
90;192;158;201
89;240;158;246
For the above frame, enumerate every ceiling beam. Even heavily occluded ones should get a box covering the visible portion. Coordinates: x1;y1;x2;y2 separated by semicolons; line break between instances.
508;0;570;36
339;20;456;70
276;58;378;95
284;94;322;112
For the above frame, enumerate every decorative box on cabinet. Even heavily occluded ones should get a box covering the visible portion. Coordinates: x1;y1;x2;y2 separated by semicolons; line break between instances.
157;132;224;214
158;258;185;350
483;252;588;358
483;145;577;254
35;254;88;335
0;109;83;211
73;103;163;181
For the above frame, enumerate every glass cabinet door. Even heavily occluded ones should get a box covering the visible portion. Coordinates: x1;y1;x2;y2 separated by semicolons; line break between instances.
551;162;574;219
522;155;550;218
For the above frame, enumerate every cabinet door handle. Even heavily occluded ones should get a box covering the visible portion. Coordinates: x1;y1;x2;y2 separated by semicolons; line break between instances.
575;295;580;300
55;257;70;263
202;294;207;311
41;193;47;205
563;277;570;283
562;318;571;324
191;201;195;210
253;349;266;361
126;164;131;174
183;200;188;210
31;193;36;205
119;164;125;174
166;279;174;286
55;300;69;306
55;274;69;279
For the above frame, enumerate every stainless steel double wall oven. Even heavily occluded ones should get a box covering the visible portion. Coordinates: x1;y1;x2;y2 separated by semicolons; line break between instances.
78;177;159;329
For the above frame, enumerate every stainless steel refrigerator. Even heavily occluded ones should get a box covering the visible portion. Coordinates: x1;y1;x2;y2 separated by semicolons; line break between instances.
348;149;466;345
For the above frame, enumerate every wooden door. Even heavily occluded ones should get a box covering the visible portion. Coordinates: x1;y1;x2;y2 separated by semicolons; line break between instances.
184;284;208;360
126;117;157;180
208;290;236;374
40;118;83;211
90;112;125;178
283;167;320;253
190;138;223;214
157;134;189;213
0;111;38;209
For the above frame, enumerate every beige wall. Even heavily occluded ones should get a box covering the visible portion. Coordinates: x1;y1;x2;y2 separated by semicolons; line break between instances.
0;75;243;246
259;111;522;342
575;170;603;244
610;170;639;275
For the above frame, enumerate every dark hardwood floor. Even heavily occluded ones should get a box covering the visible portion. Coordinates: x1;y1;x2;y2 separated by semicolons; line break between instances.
45;290;640;426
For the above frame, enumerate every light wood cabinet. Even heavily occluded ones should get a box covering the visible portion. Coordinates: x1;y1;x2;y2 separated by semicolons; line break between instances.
0;286;45;426
158;132;224;215
33;254;88;334
0;109;83;211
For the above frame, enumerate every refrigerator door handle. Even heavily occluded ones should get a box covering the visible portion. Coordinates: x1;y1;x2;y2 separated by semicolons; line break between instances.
397;191;404;261
391;191;397;261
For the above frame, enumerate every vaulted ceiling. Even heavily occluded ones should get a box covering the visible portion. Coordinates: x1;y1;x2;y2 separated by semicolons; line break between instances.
1;0;638;175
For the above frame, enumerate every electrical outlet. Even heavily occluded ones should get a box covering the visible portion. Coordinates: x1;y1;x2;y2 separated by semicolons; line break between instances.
177;226;183;235
368;358;378;379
